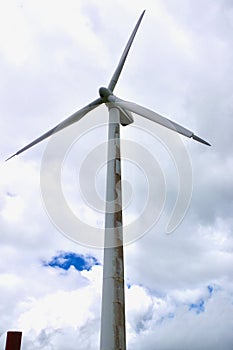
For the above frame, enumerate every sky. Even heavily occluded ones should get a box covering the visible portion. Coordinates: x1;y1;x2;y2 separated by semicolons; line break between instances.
0;0;233;349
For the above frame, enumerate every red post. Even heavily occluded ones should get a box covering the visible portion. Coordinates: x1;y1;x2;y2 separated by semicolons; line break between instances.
5;331;22;350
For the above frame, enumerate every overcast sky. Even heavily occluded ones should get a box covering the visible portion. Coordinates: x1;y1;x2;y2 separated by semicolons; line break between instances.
1;0;233;349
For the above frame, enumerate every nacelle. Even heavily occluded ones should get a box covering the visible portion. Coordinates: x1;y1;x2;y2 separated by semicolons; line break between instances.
119;107;134;126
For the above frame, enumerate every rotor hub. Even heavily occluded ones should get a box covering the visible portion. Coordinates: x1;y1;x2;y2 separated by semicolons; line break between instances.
99;87;112;101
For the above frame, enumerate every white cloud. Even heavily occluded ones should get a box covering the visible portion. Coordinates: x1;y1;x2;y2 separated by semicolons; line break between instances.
0;0;233;349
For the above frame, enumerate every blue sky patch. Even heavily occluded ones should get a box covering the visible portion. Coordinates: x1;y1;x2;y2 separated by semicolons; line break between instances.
157;312;175;326
44;252;100;272
189;299;205;314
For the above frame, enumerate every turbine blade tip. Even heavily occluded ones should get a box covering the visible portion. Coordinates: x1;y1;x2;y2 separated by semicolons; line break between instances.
192;134;211;146
140;10;146;18
5;154;16;161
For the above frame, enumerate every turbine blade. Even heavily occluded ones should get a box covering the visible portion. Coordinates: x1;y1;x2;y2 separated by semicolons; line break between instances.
109;96;210;145
6;98;103;161
108;10;145;92
192;134;211;146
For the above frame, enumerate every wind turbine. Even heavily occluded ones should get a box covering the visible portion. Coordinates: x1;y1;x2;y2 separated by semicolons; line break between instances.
6;10;210;350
